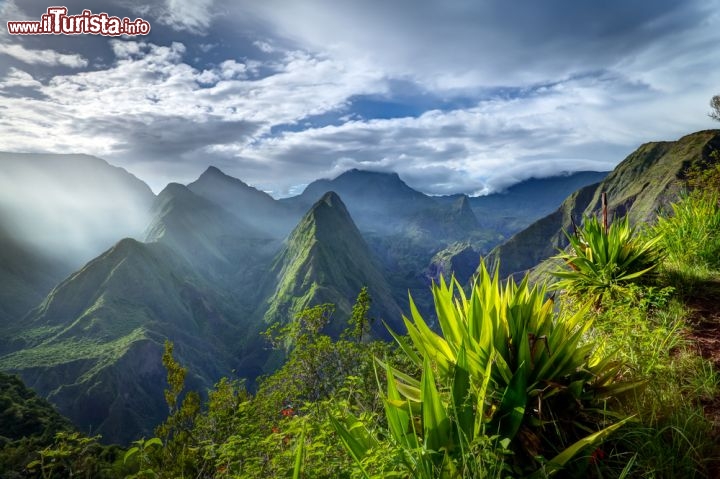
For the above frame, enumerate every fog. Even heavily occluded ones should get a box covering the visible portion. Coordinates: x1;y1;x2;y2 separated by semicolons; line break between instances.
0;153;155;269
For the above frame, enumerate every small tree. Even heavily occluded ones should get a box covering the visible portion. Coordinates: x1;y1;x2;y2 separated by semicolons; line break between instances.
710;94;720;122
155;341;201;451
347;287;374;343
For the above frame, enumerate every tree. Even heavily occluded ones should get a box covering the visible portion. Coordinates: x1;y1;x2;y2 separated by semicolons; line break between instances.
347;286;374;343
263;303;336;353
154;341;201;474
710;94;720;122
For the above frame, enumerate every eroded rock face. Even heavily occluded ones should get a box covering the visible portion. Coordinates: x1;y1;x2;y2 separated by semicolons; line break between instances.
426;243;480;286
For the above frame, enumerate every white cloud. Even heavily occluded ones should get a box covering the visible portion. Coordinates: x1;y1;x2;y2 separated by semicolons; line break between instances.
160;0;215;34
217;60;247;80
0;68;42;89
0;39;388;190
253;40;276;53
0;1;718;196
220;71;718;196
0;43;88;68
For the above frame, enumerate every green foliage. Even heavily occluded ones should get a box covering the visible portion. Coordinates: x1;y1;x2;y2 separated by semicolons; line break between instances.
685;151;720;192
0;372;76;477
124;437;162;479
652;190;720;272
552;215;662;305
165;294;402;479
560;265;720;477
0;372;71;443
335;263;633;477
346;287;374;343
153;341;201;476
263;303;336;353
0;328;147;371
25;432;124;479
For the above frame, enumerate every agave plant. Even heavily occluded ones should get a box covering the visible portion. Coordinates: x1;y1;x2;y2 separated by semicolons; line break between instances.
552;215;663;305
333;263;634;478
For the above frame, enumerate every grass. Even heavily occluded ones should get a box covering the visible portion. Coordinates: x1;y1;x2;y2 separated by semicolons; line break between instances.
558;282;720;477
0;328;147;370
652;190;720;272
551;188;720;478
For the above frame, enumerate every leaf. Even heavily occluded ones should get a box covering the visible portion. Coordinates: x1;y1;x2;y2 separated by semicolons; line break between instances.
145;437;163;448
329;415;372;479
421;357;451;457
531;416;635;478
124;446;139;464
292;422;306;479
452;343;474;442
383;363;415;447
495;366;528;440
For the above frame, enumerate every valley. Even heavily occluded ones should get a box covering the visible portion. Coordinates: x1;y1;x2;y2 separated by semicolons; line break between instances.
0;152;607;443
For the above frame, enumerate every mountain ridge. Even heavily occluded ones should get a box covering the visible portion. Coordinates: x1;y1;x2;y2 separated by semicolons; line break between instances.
490;130;720;279
188;166;299;238
262;191;403;338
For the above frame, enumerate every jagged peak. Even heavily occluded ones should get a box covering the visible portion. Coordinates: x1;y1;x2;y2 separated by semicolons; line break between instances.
453;194;472;209
309;190;352;215
158;182;192;198
204;165;224;175
190;166;276;202
317;190;343;207
198;165;242;183
153;183;218;214
288;191;358;244
302;191;352;225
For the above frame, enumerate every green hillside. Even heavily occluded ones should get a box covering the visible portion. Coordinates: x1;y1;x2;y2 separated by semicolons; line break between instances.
0;239;248;444
465;171;609;235
0;371;71;443
263;191;403;337
491;130;720;278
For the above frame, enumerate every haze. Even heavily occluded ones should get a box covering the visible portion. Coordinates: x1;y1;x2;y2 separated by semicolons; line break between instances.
0;153;154;268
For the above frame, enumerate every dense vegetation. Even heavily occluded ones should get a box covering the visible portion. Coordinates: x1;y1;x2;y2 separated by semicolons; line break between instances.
2;157;720;478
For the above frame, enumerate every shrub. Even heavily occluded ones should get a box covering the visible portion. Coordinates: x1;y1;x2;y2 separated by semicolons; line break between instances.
334;263;634;477
552;215;662;306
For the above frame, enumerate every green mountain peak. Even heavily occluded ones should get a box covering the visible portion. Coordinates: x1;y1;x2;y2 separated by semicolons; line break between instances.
263;191;402;337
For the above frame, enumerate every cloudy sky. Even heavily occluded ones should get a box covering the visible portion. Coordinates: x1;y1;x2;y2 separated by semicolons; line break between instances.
1;0;719;196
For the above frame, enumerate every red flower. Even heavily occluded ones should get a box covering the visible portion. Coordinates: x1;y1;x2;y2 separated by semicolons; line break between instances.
589;448;606;464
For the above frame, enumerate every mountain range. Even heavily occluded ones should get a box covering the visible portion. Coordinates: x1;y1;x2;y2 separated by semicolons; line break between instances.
0;150;623;443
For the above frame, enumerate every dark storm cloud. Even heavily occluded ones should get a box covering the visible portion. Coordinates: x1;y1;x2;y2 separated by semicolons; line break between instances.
74;114;260;159
234;0;714;88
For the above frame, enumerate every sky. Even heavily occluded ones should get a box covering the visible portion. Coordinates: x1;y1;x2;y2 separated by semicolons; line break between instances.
1;0;719;197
